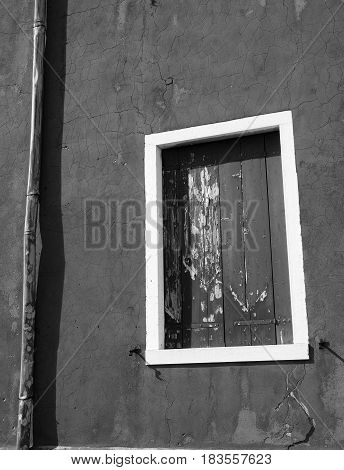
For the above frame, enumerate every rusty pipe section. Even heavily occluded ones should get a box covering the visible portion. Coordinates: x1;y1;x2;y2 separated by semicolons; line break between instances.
17;0;47;450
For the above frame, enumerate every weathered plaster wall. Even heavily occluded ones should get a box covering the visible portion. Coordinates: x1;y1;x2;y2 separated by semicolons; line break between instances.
2;0;344;449
0;1;34;449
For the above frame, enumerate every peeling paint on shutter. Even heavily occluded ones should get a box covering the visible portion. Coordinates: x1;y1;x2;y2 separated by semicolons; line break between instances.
202;165;224;347
181;165;225;348
181;166;209;347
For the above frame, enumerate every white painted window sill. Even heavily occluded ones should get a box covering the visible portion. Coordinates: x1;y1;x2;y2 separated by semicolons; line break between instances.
145;344;309;365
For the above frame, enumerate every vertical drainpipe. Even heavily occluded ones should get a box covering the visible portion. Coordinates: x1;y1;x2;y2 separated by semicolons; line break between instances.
16;0;47;450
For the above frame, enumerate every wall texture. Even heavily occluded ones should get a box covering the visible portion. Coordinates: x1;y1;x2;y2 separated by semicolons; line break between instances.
1;0;344;449
0;0;34;449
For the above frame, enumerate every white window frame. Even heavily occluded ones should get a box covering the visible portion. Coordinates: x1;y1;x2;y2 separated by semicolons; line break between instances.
144;110;309;365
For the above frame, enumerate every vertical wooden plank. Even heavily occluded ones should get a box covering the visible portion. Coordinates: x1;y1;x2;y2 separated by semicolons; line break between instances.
163;169;183;348
181;165;225;348
241;135;277;345
203;166;225;347
179;168;192;348
220;155;251;346
182;167;209;348
265;134;293;344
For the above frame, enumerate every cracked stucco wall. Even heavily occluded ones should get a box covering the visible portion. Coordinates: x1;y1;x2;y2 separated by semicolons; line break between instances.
0;0;34;449
1;0;344;449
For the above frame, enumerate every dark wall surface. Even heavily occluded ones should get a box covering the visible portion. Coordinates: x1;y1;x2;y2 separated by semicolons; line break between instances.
2;0;344;449
0;0;34;449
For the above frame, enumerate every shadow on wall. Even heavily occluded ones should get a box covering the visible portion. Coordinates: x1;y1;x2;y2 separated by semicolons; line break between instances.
33;0;68;448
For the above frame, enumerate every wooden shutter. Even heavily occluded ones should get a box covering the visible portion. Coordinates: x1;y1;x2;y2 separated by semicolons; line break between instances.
221;132;293;346
162;132;293;349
